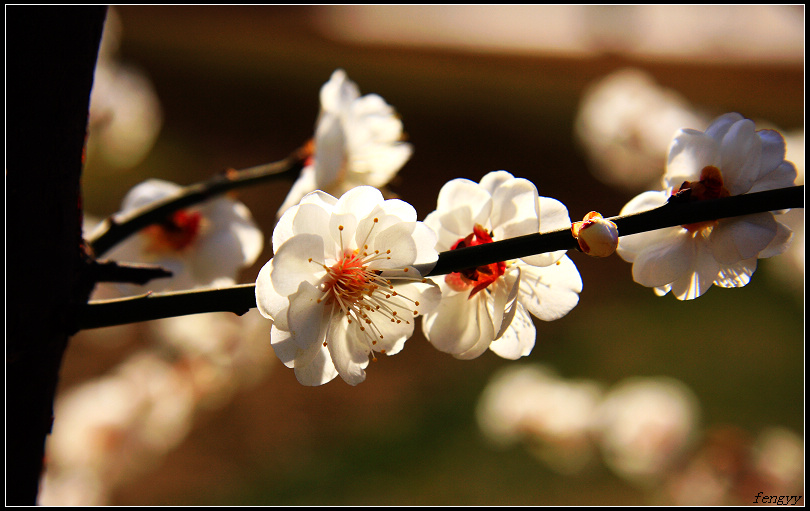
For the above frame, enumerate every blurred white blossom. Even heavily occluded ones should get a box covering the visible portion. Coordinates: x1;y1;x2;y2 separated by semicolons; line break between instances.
752;427;804;493
277;69;412;216
664;425;803;505
575;68;706;192
86;7;162;171
476;364;603;474
593;377;700;485
40;310;275;506
150;309;274;409
92;179;264;295
39;353;196;505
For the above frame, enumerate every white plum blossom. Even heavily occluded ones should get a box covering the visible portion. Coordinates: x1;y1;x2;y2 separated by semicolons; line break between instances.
617;113;797;300
277;69;413;216
256;186;441;386
421;171;582;360
93;179;264;293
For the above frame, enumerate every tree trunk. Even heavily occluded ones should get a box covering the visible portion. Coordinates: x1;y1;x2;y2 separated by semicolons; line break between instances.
6;6;107;505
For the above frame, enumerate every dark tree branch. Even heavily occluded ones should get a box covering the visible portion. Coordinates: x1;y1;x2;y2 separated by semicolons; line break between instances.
429;185;804;276
79;284;257;329
77;185;804;330
6;6;107;505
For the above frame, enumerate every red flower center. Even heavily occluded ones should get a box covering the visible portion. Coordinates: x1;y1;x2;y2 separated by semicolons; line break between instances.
144;209;203;252
445;224;506;298
324;250;375;305
672;165;731;233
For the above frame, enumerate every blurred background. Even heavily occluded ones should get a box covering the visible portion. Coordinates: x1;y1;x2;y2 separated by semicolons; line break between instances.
44;5;803;505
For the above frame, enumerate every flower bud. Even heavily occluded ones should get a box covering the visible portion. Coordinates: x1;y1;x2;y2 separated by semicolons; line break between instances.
571;212;619;257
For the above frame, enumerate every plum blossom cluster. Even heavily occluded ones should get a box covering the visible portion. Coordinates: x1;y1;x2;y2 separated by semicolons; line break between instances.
253;72;799;386
256;171;585;385
86;70;799;392
255;72;586;386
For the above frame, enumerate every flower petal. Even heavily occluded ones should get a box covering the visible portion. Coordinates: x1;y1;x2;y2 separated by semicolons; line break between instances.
757;220;793;258
757;129;788;177
330;186;383;245
193;198;263;275
719;118;761;195
293;202;335;253
286;281;330;350
749;161;797;193
516;256;582;321
424;210;462;252
478;170;516;195
665;239;719;300
370;222;418;269
190;224;251;286
435;178;494;233
227;201;265;265
631;230;695;288
665;129;719;187
269;325;297;368
275;190;338;251
538;196;573;232
272;325;339;386
422;285;493;359
270;234;326;297
713;258;757;289
490;176;540;240
708;213;777;264
616;191;672;263
255;259;291;330
520;196;572;267
492;267;521;341
313;112;347;189
326;317;371;386
704;112;744;141
410;222;440;268
120;178;181;212
489;303;536;360
276;165;318;218
455;294;497;360
320;69;359;113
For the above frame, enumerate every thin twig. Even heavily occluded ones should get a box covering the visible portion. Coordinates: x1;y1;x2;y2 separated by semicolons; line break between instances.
88;148;308;257
89;260;174;285
79;284;257;329
77;185;804;330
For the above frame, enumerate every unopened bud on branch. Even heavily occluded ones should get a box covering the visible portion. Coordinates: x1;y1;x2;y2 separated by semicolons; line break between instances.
571;211;619;257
